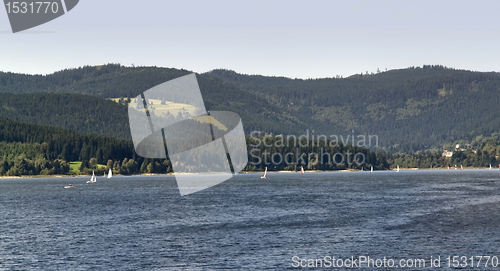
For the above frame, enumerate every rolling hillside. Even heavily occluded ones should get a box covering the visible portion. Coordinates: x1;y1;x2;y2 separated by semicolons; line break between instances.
0;65;307;137
1;64;500;152
0;92;131;140
207;66;500;152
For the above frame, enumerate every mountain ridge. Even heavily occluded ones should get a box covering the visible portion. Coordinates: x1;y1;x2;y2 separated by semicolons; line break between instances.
1;64;500;152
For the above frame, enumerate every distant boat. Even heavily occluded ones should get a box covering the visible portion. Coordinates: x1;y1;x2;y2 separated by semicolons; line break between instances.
63;184;74;189
108;168;112;178
300;166;304;174
396;165;399;172
454;165;457;170
490;164;492;170
460;165;463;170
261;167;267;179
87;170;96;183
370;166;373;173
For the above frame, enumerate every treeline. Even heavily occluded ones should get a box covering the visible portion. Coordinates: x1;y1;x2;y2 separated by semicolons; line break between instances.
3;114;500;177
0;64;190;98
0;141;173;176
389;138;500;169
245;135;389;171
0;117;136;176
0;142;70;175
0;116;391;176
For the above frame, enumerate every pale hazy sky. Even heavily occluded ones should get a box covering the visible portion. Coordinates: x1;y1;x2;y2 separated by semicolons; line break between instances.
1;0;499;78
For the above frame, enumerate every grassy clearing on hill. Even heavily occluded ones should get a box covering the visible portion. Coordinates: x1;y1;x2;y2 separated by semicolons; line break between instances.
70;161;107;174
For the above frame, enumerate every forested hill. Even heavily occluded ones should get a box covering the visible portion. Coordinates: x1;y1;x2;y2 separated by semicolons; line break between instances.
0;65;306;137
1;64;500;152
0;92;131;140
207;66;500;152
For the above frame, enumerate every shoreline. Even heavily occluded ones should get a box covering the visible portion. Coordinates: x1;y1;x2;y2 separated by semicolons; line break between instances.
0;167;497;179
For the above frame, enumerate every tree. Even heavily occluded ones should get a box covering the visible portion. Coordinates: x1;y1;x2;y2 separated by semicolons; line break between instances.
106;159;113;169
89;157;97;169
79;159;89;172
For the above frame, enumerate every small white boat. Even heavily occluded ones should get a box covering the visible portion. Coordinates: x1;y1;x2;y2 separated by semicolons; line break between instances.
490;164;492;170
107;168;112;178
64;184;74;189
261;167;267;179
87;170;96;183
396;165;399;172
370;166;373;173
300;166;304;175
460;165;463;170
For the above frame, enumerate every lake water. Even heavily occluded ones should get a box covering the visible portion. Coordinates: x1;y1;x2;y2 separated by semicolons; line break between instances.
1;170;500;270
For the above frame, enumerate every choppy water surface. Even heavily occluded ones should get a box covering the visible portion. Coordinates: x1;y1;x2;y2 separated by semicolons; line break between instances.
1;170;500;270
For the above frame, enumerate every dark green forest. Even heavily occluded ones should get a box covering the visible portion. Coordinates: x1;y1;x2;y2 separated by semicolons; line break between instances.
0;64;500;176
0;115;498;176
0;116;391;176
0;92;131;139
0;64;303;141
2;64;500;152
208;66;500;152
0;116;135;175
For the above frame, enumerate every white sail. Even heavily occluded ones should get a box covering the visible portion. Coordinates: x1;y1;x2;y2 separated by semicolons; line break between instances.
396;165;399;172
370;166;373;173
87;170;96;183
261;167;267;178
108;168;112;178
301;166;304;174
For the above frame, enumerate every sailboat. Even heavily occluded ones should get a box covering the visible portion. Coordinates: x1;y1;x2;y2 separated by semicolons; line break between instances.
87;170;96;183
300;166;304;174
490;164;492;170
261;167;267;179
370;166;373;173
396;165;399;172
107;168;112;178
460;165;463;170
